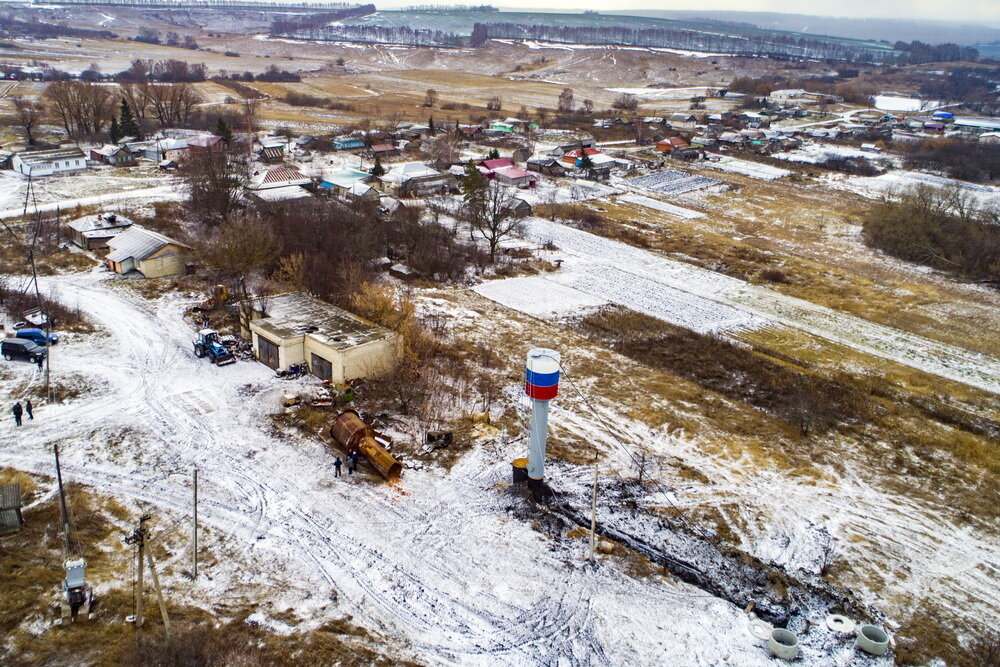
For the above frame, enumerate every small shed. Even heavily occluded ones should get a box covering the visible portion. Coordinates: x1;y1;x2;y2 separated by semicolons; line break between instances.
507;197;532;218
67;212;134;250
105;226;191;278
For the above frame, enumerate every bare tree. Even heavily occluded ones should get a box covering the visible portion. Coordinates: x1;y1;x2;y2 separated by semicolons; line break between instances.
557;87;574;114
466;182;522;262
424;88;438;107
43;81;113;137
12;96;44;145
120;81;152;121
427;133;459;168
581;98;594;115
182;144;250;226
148;83;199;126
612;93;638;112
200;214;278;333
486;95;502;112
242;97;261;133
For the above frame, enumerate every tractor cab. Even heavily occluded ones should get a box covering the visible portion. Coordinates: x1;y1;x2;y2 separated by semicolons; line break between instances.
193;328;236;366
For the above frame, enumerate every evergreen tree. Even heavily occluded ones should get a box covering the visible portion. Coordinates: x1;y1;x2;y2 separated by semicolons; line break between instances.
370;156;386;178
487;148;500;160
215;116;233;143
118;98;140;139
428;116;435;135
579;153;595;176
109;116;121;144
461;160;487;215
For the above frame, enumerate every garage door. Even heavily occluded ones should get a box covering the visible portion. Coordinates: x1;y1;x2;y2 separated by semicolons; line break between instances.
311;353;332;382
257;335;279;369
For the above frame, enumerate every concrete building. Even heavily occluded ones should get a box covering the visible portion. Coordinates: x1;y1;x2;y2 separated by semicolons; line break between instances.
105;226;191;278
247;291;397;382
12;147;87;176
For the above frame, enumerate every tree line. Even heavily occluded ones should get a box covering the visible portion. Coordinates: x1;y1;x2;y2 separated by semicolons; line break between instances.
473;22;897;63
272;23;466;47
268;4;375;35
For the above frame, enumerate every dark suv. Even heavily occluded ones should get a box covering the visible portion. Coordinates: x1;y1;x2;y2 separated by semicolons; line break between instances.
2;338;47;363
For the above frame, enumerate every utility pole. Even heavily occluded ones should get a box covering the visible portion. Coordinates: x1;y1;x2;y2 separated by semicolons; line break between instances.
589;458;598;562
191;468;198;578
125;514;151;628
53;444;71;555
145;547;170;635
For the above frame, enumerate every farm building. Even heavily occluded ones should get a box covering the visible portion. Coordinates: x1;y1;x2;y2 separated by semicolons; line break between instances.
320;168;380;199
247;291;397;382
105;226;191;278
369;144;401;159
66;212;134;250
12;147;88;176
655;137;689;153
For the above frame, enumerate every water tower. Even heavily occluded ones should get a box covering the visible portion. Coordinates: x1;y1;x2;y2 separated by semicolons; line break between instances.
515;348;560;493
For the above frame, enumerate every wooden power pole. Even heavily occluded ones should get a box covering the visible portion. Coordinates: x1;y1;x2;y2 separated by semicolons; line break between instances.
589;460;598;562
192;468;198;578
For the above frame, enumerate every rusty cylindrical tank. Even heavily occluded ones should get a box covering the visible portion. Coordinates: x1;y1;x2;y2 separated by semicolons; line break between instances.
330;410;402;480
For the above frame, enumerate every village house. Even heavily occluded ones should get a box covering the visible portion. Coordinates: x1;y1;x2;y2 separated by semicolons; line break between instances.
89;145;137;167
655;137;690;154
247;291;397;382
526;156;566;176
66;212;134;251
247;165;314;204
320;168;380;200
560;147;616;179
105;226;191;278
493;165;534;187
382;162;455;197
12;147;88;177
369;143;401;160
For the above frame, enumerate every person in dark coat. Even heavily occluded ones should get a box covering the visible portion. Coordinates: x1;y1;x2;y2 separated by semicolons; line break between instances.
334;457;342;477
12;402;23;427
349;450;360;474
35;356;43;371
25;399;33;420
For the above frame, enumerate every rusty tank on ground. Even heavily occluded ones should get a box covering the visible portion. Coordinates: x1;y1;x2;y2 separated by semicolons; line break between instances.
330;410;402;480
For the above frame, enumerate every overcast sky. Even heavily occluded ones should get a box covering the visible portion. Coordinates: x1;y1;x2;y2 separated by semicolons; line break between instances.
377;1;1000;25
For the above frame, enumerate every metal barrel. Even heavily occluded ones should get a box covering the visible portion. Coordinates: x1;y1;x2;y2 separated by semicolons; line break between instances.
330;410;402;480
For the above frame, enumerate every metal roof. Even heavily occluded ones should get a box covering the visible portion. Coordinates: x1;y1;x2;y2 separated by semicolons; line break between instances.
106;226;188;263
15;147;86;165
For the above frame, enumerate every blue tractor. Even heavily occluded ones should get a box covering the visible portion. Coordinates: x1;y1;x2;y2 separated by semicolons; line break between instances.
193;329;235;366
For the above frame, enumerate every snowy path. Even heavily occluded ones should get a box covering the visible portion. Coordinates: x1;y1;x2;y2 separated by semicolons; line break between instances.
479;218;1000;394
0;273;785;665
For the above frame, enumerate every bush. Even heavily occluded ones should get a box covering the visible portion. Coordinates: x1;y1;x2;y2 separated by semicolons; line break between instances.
862;185;1000;282
283;91;332;107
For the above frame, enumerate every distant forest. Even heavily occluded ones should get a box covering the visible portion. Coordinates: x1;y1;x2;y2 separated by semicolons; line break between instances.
273;19;977;64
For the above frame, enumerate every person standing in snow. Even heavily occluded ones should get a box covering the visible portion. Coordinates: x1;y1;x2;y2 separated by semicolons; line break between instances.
25;399;33;420
35;356;43;371
12;402;23;427
334;457;342;477
349;449;359;474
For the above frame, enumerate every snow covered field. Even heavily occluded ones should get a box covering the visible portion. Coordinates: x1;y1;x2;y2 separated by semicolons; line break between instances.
831;170;1000;208
871;95;940;112
479;217;1000;395
1;271;819;665
617;193;704;219
626;169;724;196
0;169;185;219
705;156;791;181
772;143;899;167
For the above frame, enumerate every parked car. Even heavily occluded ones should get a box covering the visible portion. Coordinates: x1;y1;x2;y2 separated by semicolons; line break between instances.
2;338;47;363
14;327;58;346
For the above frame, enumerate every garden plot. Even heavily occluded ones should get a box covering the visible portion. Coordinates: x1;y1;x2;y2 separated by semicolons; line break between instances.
486;217;1000;395
473;276;607;317
617;193;704;219
773;143;899;167
626;169;725;196
705;156;791;181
